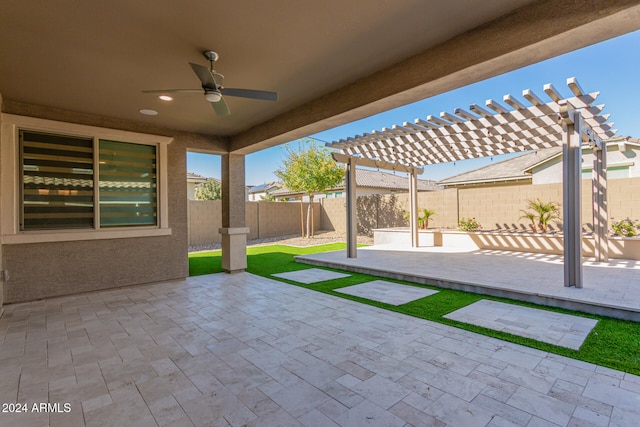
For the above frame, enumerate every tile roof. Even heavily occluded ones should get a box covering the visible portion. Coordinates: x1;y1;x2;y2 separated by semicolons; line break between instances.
248;182;280;193
438;147;562;186
271;168;440;196
355;169;440;191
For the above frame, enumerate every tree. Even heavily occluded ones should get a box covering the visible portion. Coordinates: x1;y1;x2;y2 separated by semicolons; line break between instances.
195;179;222;200
275;141;344;238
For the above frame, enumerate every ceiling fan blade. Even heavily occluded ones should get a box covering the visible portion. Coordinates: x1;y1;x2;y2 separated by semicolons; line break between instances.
221;88;278;101
189;62;220;88
142;89;202;94
211;98;230;116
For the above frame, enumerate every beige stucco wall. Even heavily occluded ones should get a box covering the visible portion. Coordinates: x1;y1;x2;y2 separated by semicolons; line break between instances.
1;102;228;303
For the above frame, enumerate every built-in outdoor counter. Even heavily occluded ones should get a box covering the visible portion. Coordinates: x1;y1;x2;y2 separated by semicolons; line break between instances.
372;228;640;260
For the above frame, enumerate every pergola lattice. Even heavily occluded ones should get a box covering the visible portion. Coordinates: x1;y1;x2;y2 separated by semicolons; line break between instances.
328;78;617;288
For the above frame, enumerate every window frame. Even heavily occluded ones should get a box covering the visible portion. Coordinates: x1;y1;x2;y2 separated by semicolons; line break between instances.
1;114;173;244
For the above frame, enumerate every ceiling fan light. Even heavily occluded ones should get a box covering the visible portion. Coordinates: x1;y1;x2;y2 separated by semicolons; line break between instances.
205;92;222;103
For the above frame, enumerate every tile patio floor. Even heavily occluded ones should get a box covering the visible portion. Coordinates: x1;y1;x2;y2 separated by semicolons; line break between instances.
1;272;639;426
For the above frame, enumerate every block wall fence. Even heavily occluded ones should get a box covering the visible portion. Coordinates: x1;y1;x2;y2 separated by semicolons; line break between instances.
188;178;640;245
188;200;321;246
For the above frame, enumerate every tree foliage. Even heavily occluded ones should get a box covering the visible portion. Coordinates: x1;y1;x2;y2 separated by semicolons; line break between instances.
195;179;222;200
275;141;344;237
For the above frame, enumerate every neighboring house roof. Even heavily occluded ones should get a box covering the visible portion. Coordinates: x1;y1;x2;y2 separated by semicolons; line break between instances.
438;147;562;187
247;182;280;194
187;172;209;184
354;169;440;191
520;137;640;174
438;136;640;187
271;168;441;197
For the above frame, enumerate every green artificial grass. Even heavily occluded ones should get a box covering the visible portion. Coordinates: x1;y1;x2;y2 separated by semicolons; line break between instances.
189;243;640;375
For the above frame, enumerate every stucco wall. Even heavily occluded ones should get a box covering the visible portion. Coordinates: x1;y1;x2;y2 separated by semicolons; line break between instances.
532;146;640;185
1;102;228;303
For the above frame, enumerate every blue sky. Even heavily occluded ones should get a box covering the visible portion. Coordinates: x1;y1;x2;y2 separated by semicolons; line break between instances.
188;29;640;185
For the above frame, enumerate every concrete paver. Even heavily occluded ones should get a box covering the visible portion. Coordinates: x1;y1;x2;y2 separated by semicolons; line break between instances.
335;280;438;305
444;299;598;349
272;268;350;284
0;272;638;426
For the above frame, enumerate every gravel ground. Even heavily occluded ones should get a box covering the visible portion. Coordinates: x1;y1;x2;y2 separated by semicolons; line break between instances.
188;230;374;253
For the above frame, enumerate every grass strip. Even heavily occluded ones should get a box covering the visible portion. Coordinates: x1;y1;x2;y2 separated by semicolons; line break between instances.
189;243;640;375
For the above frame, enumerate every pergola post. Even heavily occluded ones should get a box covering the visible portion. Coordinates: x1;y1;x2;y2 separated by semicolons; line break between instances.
593;143;608;261
560;107;583;288
346;156;358;258
409;169;419;247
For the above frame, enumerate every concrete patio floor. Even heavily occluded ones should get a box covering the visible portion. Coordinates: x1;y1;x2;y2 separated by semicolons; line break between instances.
1;272;639;426
297;245;640;321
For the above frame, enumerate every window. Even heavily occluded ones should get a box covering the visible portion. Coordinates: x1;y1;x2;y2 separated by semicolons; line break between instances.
20;130;158;231
99;140;157;227
21;131;95;230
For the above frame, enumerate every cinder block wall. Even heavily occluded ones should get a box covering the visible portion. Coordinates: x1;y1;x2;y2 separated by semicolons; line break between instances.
188;200;223;246
189;178;640;245
188;200;320;245
320;198;347;232
318;178;640;235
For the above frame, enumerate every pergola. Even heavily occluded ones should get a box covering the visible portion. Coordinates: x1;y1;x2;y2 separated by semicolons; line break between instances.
329;78;617;288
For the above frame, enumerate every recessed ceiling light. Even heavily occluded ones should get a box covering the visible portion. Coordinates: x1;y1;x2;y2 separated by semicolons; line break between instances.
139;109;158;116
159;95;173;101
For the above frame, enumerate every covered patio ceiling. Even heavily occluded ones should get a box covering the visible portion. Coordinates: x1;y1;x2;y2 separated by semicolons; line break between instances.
327;78;617;167
2;1;640;154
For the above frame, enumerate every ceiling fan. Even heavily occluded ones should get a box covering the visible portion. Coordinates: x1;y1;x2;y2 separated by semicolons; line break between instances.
142;51;278;116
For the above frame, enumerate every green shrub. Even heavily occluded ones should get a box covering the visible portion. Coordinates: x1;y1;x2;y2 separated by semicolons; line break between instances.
611;218;639;237
458;217;481;231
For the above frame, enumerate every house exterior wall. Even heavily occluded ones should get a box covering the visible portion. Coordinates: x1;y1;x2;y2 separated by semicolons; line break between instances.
0;104;228;304
532;145;640;185
1;135;188;303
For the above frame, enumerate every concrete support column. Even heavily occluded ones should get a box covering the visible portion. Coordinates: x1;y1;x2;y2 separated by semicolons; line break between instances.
220;153;249;273
593;145;608;261
561;110;583;288
346;157;357;258
409;170;419;248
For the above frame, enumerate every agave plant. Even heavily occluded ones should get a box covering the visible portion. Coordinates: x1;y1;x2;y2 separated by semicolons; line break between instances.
520;199;560;233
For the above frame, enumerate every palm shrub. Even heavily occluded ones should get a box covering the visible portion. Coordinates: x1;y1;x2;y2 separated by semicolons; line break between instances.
520;199;560;233
404;208;436;229
418;208;436;229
